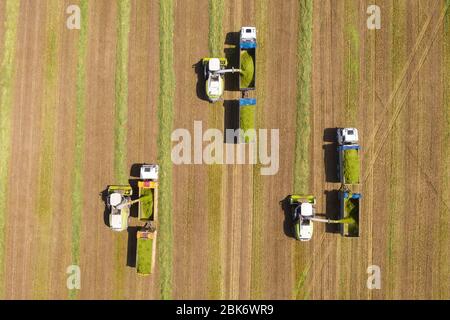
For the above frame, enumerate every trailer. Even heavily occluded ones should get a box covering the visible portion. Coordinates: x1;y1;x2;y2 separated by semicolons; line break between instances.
339;190;360;237
136;227;157;275
136;164;159;275
239;27;257;91
337;128;360;185
138;180;158;221
238;98;257;143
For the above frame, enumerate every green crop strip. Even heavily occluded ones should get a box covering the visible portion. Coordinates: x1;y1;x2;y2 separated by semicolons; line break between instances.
293;0;312;195
208;0;224;57
33;0;61;299
386;1;407;299
343;0;360;125
112;0;131;299
206;0;225;299
114;0;130;185
440;0;450;299
157;0;175;300
68;0;89;300
292;0;313;300
250;0;268;299
0;0;20;298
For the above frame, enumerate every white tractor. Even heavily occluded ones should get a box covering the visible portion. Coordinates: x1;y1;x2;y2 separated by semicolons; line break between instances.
140;164;159;181
337;128;359;145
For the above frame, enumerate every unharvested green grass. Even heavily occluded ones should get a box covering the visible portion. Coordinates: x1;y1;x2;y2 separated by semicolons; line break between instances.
69;0;89;300
0;0;20;297
34;0;61;299
208;0;224;57
114;0;131;185
293;0;312;195
293;0;313;300
112;0;131;300
157;0;175;300
344;0;360;125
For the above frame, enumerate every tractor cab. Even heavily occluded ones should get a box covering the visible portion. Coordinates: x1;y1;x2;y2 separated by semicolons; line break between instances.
337;128;359;145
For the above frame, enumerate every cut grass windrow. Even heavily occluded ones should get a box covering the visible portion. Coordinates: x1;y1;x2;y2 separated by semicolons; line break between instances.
293;0;312;195
112;0;131;300
69;0;89;300
0;0;20;298
386;1;407;299
206;0;225;299
157;0;175;300
440;0;450;298
208;0;224;57
293;0;313;300
343;0;360;125
334;1;360;299
250;0;268;299
33;0;62;299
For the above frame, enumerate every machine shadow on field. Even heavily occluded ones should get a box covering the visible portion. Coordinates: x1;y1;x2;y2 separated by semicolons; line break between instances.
323;128;339;183
128;178;139;218
100;188;110;228
280;196;296;239
127;227;138;268
224;31;241;91
130;163;144;178
223;100;240;143
324;190;340;234
193;59;209;102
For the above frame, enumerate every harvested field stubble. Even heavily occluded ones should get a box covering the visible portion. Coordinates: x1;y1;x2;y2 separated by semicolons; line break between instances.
0;0;20;297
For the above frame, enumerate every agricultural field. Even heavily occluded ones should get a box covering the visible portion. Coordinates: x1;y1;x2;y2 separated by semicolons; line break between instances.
0;0;449;300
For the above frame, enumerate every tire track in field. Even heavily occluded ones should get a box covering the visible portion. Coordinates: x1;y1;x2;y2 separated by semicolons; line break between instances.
0;0;20;297
172;0;209;299
362;1;449;183
386;1;408;298
33;0;63;299
69;0;89;300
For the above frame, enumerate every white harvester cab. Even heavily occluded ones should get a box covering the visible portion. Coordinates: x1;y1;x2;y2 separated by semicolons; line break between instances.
140;164;159;181
337;128;359;145
240;26;257;41
108;192;129;231
299;202;313;241
208;58;221;72
110;212;124;231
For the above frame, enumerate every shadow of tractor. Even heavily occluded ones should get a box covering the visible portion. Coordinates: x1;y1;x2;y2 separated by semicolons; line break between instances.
280;196;296;239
